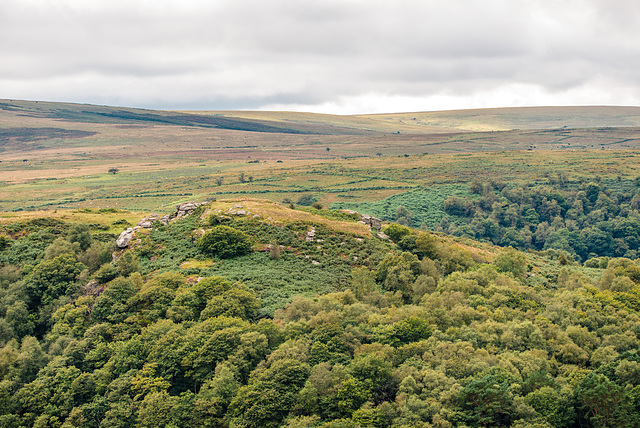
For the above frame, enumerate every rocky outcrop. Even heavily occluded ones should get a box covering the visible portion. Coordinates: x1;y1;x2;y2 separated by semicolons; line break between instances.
360;214;382;231
116;201;210;249
116;228;135;248
159;201;208;225
376;232;390;240
228;204;251;216
176;202;201;218
136;213;160;228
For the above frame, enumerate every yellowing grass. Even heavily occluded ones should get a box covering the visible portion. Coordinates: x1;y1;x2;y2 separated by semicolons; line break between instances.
206;198;372;237
0;209;142;234
180;260;215;269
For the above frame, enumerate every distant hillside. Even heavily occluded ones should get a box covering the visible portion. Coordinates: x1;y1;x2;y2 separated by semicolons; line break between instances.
2;99;640;213
361;105;640;132
184;105;640;133
4;99;640;136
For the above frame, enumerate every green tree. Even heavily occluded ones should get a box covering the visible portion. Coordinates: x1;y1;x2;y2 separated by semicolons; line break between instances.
26;254;85;308
198;226;252;259
376;252;424;300
4;301;35;338
493;247;528;277
91;276;139;324
575;373;638;428
585;182;601;205
68;223;93;252
192;363;240;425
116;252;140;277
227;359;310;428
382;224;412;242
199;286;261;321
167;276;234;322
458;373;514;427
395;206;413;227
525;386;575;428
393;316;431;345
136;391;178;428
335;378;371;418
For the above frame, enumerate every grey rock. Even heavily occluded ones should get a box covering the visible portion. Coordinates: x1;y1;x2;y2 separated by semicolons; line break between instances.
360;214;382;231
116;228;135;248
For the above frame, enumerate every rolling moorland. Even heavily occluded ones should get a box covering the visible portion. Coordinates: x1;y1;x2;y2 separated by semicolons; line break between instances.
1;100;640;427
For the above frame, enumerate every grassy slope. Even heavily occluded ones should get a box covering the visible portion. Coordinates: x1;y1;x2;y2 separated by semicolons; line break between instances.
0;197;502;315
362;105;640;131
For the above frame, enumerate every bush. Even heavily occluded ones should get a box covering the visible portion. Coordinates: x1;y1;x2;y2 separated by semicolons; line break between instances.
383;223;413;242
297;194;318;206
198;225;252;259
93;263;119;283
0;235;11;251
443;196;467;216
493;247;528;277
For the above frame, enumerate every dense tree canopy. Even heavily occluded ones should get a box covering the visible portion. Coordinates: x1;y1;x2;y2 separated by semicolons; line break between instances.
441;179;640;262
1;203;640;427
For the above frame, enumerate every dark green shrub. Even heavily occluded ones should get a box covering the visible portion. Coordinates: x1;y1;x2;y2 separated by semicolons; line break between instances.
93;263;119;284
383;223;413;242
198;225;252;259
0;235;11;251
297;194;318;206
68;223;93;252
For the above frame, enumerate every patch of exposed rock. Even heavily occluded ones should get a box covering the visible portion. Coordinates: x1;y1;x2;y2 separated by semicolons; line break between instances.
156;201;208;225
175;202;205;219
306;226;316;242
84;279;104;296
116;228;135;248
117;201;209;248
227;204;252;216
360;214;382;231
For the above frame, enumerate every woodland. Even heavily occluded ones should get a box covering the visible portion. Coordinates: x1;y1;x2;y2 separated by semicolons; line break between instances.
0;200;639;428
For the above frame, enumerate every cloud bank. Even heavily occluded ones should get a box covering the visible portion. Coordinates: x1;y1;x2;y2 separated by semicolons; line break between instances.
2;0;640;113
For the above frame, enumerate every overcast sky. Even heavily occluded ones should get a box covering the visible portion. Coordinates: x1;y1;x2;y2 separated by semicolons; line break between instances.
2;0;640;114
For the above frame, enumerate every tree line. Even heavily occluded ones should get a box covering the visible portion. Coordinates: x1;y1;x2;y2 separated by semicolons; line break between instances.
439;178;640;263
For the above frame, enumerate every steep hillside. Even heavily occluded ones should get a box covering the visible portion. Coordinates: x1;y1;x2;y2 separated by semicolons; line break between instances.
1;200;639;427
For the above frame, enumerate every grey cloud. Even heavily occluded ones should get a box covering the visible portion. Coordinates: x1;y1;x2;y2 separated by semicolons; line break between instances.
2;0;640;112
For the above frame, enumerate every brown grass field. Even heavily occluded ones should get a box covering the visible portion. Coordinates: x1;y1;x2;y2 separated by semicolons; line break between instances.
2;99;640;213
